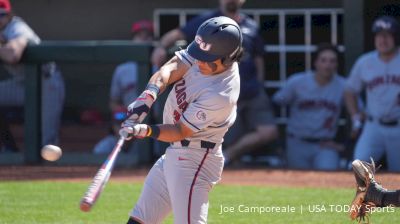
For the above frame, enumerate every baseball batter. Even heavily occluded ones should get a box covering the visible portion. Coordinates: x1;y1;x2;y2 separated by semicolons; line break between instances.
344;16;400;172
273;44;345;170
120;16;242;224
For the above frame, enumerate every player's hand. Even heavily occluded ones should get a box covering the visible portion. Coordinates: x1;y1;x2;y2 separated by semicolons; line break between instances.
119;121;149;140
126;90;156;124
151;46;167;68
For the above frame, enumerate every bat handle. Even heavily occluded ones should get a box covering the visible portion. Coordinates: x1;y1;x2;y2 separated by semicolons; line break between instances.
119;127;133;140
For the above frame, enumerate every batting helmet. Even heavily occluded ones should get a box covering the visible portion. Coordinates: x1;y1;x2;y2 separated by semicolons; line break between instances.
372;16;399;34
187;16;242;63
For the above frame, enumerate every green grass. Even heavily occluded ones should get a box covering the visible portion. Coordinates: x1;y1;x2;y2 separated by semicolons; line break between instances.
0;181;399;223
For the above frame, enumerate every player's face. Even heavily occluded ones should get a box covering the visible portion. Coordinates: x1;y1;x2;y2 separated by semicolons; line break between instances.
219;0;244;14
375;31;396;55
132;30;153;43
196;59;226;75
314;50;337;78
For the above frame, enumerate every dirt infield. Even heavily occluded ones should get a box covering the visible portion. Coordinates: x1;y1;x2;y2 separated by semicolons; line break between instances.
2;166;400;189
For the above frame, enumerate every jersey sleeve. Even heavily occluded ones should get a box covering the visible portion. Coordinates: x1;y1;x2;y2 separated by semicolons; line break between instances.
272;76;298;105
181;94;230;133
345;59;364;93
175;49;195;67
4;19;39;44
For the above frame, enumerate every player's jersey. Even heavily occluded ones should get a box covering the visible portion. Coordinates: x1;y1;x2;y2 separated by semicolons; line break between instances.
346;50;400;120
273;72;345;138
110;62;138;107
163;49;240;145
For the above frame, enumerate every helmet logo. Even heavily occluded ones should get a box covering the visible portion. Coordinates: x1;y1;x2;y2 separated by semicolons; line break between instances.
375;20;392;30
195;35;212;51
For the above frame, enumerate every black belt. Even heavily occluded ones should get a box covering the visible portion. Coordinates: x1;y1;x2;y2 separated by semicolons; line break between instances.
170;139;217;149
368;116;399;127
288;133;332;143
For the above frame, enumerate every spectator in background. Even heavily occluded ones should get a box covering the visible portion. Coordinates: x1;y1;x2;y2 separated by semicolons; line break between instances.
110;20;153;111
0;0;64;146
273;44;346;170
344;16;400;172
151;0;279;165
93;20;153;154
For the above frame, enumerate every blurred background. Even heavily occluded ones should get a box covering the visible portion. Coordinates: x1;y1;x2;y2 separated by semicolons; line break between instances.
0;0;399;170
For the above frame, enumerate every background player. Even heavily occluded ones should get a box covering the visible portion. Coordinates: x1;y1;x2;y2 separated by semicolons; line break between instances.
344;16;400;172
120;16;242;224
152;0;278;166
273;44;346;170
0;0;64;146
92;20;154;155
110;20;153;111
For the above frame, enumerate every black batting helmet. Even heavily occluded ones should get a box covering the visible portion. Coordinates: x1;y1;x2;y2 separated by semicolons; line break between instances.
187;16;242;62
372;16;400;34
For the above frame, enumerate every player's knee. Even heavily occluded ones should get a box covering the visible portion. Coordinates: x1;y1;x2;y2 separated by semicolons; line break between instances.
127;217;142;224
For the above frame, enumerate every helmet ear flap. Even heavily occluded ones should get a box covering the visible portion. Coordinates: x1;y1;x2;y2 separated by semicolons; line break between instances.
222;47;244;66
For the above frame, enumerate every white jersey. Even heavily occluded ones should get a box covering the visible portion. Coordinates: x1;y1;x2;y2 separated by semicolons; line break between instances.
273;72;345;138
346;50;400;120
1;16;40;80
110;61;138;107
163;49;240;145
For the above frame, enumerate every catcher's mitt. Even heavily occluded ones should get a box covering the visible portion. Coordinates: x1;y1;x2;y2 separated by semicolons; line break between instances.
350;159;386;223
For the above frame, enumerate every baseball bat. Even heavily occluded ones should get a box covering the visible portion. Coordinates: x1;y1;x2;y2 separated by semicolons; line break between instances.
79;137;126;212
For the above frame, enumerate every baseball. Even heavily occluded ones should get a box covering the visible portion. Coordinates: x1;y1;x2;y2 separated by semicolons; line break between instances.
41;145;62;161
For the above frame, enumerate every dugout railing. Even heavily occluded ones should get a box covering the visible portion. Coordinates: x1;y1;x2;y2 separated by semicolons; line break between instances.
0;41;153;165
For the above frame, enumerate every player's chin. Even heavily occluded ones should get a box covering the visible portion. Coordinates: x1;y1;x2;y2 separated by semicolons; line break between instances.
199;70;212;75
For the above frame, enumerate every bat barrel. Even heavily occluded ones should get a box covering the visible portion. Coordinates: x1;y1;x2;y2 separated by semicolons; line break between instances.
79;137;125;212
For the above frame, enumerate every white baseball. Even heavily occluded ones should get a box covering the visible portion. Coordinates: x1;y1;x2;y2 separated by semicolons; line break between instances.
41;145;62;161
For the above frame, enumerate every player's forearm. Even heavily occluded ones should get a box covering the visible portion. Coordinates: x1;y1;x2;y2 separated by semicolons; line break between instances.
149;123;193;143
255;56;265;83
0;38;28;64
158;29;185;49
272;91;291;106
0;46;20;64
147;56;189;95
344;90;360;116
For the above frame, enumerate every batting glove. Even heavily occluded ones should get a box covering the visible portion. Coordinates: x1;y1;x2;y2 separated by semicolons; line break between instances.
119;122;150;140
126;84;160;124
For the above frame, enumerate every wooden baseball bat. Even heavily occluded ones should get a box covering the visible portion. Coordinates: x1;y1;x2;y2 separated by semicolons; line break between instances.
79;137;125;212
